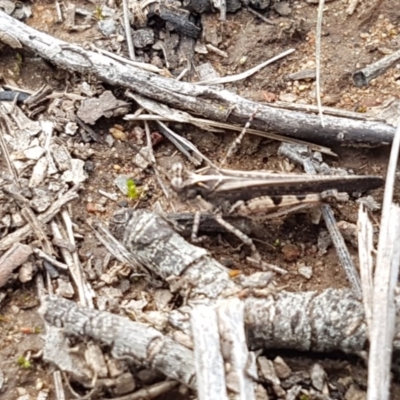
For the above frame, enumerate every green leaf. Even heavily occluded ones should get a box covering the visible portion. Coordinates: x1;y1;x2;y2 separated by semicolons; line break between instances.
126;179;139;200
17;356;32;369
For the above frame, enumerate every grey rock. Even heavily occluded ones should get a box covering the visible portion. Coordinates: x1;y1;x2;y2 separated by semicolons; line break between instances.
286;385;302;400
62;159;88;184
114;175;131;195
345;384;366;400
11;212;24;228
258;356;280;386
310;363;326;392
19;262;34;283
132;28;155;48
137;369;164;384
98;18;117;36
56;277;75;298
113;372;136;395
274;1;291;16
298;264;313;280
30;195;52;213
273;356;292;379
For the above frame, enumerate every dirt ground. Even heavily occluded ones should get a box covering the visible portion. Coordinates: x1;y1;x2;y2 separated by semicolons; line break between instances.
1;0;400;398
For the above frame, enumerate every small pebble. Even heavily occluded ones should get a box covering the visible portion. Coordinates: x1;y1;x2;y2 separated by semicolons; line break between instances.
35;378;44;391
84;160;95;172
273;356;292;379
113;164;121;171
298;265;313;279
257;357;280;386
310;363;326;391
114;175;131;195
109;127;127;141
220;257;234;268
86;202;98;213
345;384;366;400
281;243;301;262
279;93;298;102
16;387;27;396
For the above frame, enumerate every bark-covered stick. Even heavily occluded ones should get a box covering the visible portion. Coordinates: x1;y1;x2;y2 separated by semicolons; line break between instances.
191;305;229;400
217;299;256;400
0;10;395;146
105;209;400;354
303;158;362;298
39;295;197;389
357;205;374;335
368;121;400;400
352;49;400;87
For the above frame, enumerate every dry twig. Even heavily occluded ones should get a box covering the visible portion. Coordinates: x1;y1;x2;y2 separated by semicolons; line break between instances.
0;10;394;146
367;123;400;400
315;0;325;126
122;0;135;60
353;49;400;87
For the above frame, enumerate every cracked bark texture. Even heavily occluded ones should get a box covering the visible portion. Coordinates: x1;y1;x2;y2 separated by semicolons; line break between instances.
0;10;395;146
107;209;400;354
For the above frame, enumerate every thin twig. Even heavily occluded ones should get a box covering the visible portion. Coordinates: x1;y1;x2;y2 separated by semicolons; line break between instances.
122;0;135;60
61;210;94;308
55;0;63;22
91;45;162;73
176;68;188;81
303;158;361;298
0;115;19;183
33;248;68;270
0;188;79;252
315;0;325;126
0;11;394;146
246;6;276;25
124;93;336;157
357;205;374;335
194;49;295;85
367;122;400;400
144;120;170;199
352;49;400;87
346;0;359;15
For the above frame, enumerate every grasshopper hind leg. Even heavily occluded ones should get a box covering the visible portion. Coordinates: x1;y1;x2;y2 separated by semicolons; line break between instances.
190;211;209;243
214;213;261;262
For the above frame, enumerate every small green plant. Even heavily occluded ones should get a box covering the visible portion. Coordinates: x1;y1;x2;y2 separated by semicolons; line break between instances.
17;356;32;369
94;6;105;21
126;179;139;200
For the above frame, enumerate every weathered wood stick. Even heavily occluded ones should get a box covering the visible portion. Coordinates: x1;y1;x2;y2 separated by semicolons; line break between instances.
39;295;197;389
104;209;400;353
0;11;395;146
191;304;229;400
352;48;400;87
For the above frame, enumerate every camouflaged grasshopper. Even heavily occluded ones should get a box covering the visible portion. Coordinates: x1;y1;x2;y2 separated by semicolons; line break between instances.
169;162;384;259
